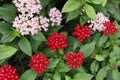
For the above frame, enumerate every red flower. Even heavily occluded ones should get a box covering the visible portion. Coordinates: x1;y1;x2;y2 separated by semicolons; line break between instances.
29;53;49;74
47;32;68;51
64;52;84;69
0;65;18;80
72;24;91;43
103;21;118;36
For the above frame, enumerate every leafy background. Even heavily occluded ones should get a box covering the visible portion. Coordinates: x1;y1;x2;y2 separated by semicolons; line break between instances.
0;0;120;80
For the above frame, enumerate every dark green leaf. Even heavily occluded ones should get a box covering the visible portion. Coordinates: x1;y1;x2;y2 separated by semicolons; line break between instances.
1;30;19;43
48;58;60;69
110;45;120;58
0;22;12;33
41;0;51;8
56;62;70;72
0;7;16;23
2;4;18;13
66;8;80;22
0;45;17;60
18;37;32;56
98;35;107;47
96;66;110;80
90;60;99;74
20;69;37;80
80;42;96;57
32;32;46;41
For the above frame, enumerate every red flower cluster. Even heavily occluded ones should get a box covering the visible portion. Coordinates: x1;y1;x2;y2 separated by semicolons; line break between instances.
0;65;18;80
64;52;84;69
103;22;118;36
29;54;49;74
47;33;68;51
72;24;91;43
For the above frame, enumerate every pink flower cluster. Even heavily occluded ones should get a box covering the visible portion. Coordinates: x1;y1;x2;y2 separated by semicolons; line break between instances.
88;12;109;31
13;0;62;35
49;7;62;26
13;0;42;17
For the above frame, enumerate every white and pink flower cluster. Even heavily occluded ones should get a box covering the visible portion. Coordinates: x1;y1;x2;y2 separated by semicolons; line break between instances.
88;12;109;31
13;0;62;35
49;8;62;26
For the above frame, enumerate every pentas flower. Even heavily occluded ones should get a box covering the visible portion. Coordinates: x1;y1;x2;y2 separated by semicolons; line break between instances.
29;54;49;74
72;24;91;43
88;12;109;31
49;7;62;26
64;52;84;69
13;15;49;35
103;21;118;36
13;0;50;35
13;0;42;17
0;65;19;80
47;33;68;52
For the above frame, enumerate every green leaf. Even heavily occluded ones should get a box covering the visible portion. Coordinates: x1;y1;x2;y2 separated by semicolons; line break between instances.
62;0;82;13
116;60;120;66
112;69;120;80
90;60;99;74
84;3;96;19
66;8;80;22
73;39;81;50
48;58;60;69
96;66;110;80
110;45;120;58
0;22;12;33
98;35;107;47
90;0;101;4
0;45;17;60
73;72;93;80
53;72;61;80
95;55;104;61
0;7;16;23
65;76;72;80
30;37;41;51
80;42;96;57
41;0;51;7
1;30;19;43
101;0;107;7
20;69;37;80
47;26;61;35
80;14;90;25
32;32;46;41
56;62;70;72
2;4;18;13
18;37;32;56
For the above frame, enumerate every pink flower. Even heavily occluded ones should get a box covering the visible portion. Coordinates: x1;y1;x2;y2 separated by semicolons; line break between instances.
88;12;109;31
49;7;62;26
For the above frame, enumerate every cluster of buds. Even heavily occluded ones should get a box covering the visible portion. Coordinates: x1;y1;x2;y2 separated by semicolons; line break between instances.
29;53;49;74
0;65;19;80
47;33;68;52
64;52;84;69
72;24;91;43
